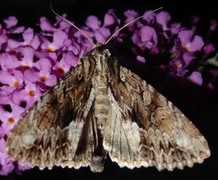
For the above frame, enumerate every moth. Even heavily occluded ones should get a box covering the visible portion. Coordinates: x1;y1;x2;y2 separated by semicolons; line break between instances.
6;7;210;173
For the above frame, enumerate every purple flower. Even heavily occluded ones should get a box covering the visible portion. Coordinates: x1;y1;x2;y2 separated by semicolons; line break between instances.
136;55;146;63
85;15;112;44
94;27;111;44
17;46;36;69
6;28;38;50
24;28;40;49
0;53;20;70
168;29;205;73
203;43;215;56
15;163;30;174
40;30;68;52
169;58;185;74
0;29;8;50
33;58;57;87
0;70;23;88
3;16;18;29
0;139;6;153
132;26;158;50
0;138;30;176
0;105;25;134
182;52;195;65
86;16;101;31
143;10;156;23
124;10;139;23
0;126;5;139
57;14;72;30
188;71;203;85
209;19;218;31
0;139;15;176
52;51;79;78
156;11;171;30
61;51;79;67
63;39;85;58
104;10;120;26
178;30;204;52
82;11;119;45
0;153;14;176
190;16;200;33
74;28;94;50
53;56;71;77
0;70;24;95
0;95;12;105
124;10;139;31
170;23;181;35
12;82;42;109
39;16;56;32
150;46;160;55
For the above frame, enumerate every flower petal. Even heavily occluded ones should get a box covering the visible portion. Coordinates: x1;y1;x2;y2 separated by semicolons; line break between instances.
178;30;193;46
35;58;52;74
136;55;146;63
104;10;117;26
203;43;215;55
94;28;110;44
86;16;101;30
189;35;204;52
0;53;20;70
0;71;13;85
40;17;54;32
143;10;156;23
140;26;158;48
18;47;35;68
52;30;68;49
4;16;18;29
62;51;79;67
188;71;203;85
44;75;57;87
156;11;171;30
124;10;139;23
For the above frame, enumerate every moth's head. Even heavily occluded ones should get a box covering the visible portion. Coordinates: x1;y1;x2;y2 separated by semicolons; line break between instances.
91;44;111;59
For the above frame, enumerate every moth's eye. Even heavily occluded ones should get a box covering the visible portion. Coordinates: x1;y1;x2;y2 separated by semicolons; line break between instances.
102;49;110;59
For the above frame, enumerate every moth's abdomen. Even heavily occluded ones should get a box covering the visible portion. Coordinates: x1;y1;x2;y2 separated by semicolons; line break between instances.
93;56;110;132
94;83;110;131
90;56;110;172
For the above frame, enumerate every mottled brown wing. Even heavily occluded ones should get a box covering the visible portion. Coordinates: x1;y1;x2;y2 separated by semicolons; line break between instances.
6;55;98;170
104;57;210;171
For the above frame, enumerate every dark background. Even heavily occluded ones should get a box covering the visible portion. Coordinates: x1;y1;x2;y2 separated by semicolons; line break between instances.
1;0;218;180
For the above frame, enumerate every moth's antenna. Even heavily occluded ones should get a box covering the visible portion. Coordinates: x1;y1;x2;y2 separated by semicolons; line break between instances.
50;2;95;47
105;7;163;45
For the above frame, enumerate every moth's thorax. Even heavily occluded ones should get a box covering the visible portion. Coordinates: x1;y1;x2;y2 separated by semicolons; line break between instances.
92;48;111;133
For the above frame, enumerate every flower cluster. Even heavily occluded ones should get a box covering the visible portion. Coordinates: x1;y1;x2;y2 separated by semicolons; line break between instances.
0;10;120;176
123;10;218;87
0;9;217;175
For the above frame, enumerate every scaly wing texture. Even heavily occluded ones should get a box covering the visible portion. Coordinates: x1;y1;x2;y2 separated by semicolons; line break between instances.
6;54;98;170
104;56;210;171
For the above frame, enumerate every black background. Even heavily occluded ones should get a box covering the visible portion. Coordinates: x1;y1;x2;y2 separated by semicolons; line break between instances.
1;0;218;180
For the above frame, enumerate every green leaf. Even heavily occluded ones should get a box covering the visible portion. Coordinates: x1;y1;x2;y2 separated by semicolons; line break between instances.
203;52;218;67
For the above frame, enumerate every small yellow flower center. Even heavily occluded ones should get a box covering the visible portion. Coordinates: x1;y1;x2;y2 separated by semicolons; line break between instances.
22;64;30;69
7;117;15;124
28;90;35;97
172;61;182;70
57;67;65;74
183;44;190;52
47;45;56;52
40;75;47;82
13;80;19;87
